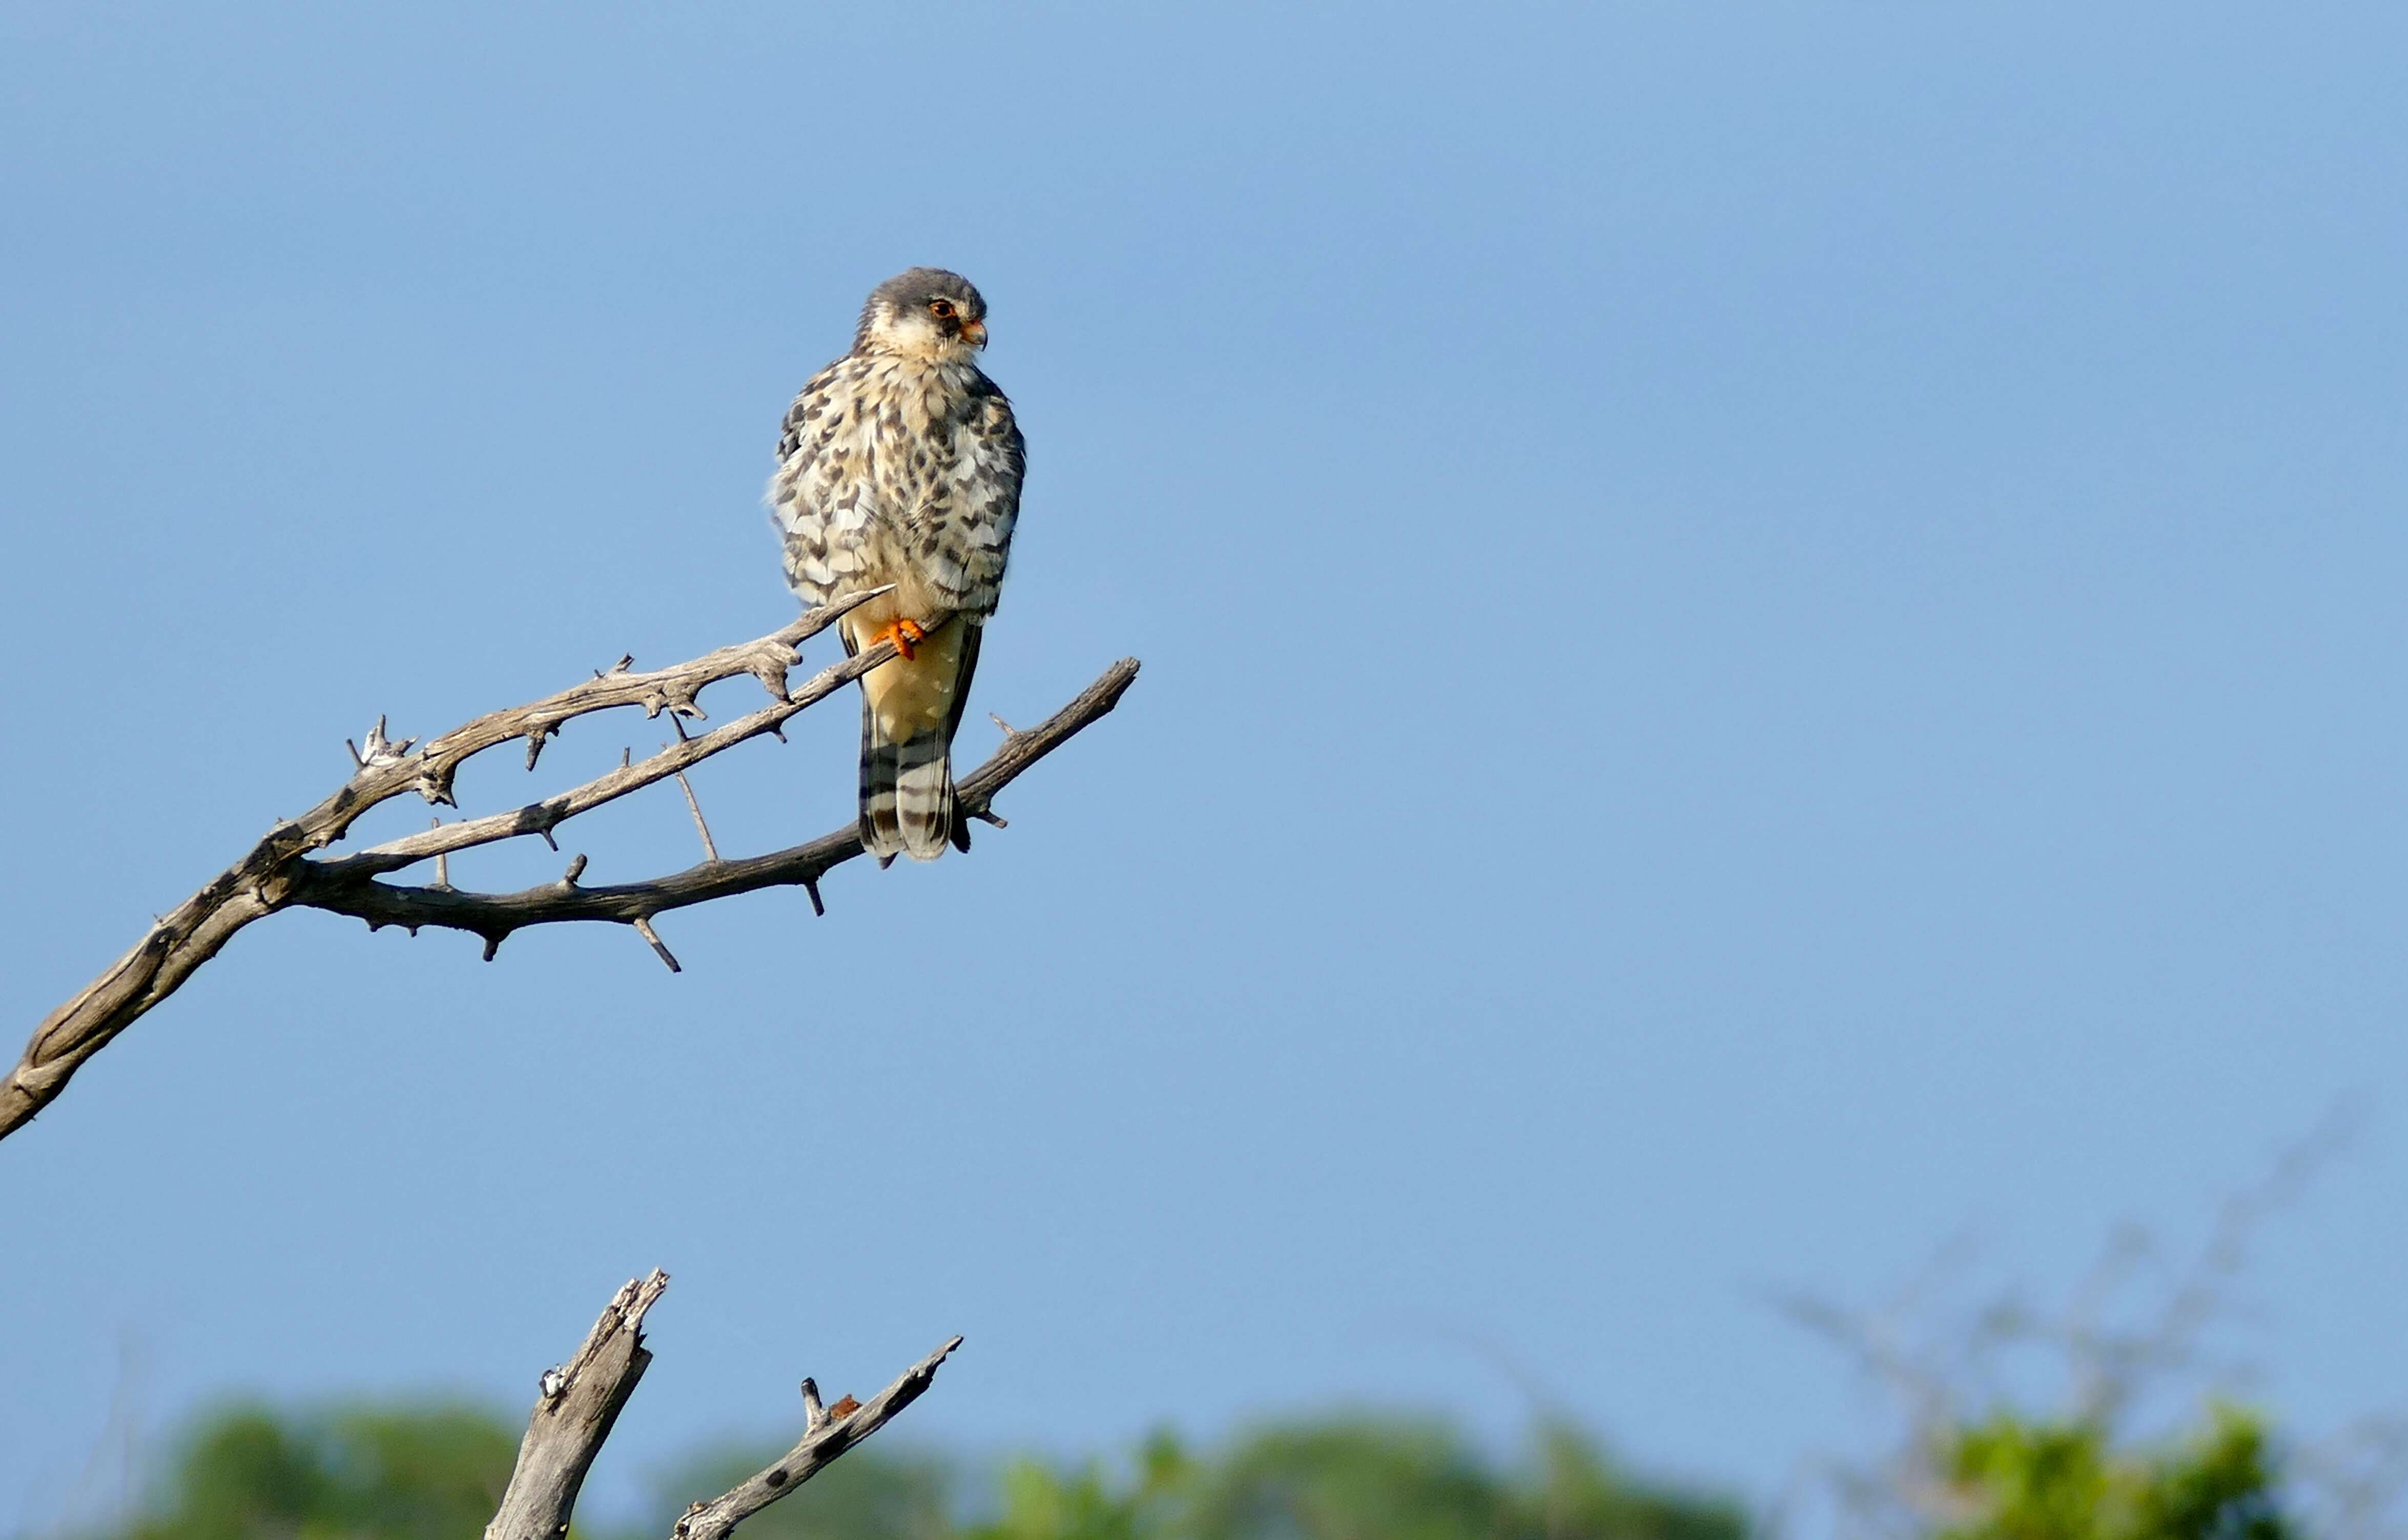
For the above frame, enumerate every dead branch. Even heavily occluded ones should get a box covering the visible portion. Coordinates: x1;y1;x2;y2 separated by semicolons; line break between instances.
486;1271;670;1540
1;585;1141;1144
287;659;1141;947
670;1335;963;1540
483;1270;958;1540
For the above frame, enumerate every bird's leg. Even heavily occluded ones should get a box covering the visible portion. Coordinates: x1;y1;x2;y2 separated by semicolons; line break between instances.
866;617;927;661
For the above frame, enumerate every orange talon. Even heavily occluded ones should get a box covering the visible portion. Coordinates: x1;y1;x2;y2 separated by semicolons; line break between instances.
875;617;925;661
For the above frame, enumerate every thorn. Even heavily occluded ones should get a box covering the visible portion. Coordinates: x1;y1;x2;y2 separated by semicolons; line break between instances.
801;1377;826;1433
345;738;363;768
989;712;1019;737
633;917;681;973
561;853;588;886
431;820;450;891
668;724;723;864
675;769;722;862
769;724;787;743
970;807;1008;829
621;747;632;769
481;932;504;963
524;725;552;772
538;827;559;851
802;877;824;918
614;654;634;672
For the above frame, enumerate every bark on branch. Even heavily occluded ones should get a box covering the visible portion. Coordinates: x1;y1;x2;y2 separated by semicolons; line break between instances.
290;659;1142;951
483;1270;959;1540
670;1335;964;1540
2;589;1140;1143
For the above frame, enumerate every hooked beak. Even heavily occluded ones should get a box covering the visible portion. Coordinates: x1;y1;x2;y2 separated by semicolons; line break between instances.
960;318;987;347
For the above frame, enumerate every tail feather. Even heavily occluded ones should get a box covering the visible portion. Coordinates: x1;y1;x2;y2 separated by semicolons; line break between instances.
847;612;981;864
859;709;955;863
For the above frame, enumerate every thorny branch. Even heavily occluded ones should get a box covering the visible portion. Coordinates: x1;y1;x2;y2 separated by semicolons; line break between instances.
2;588;1141;1143
289;661;1141;949
483;1270;958;1540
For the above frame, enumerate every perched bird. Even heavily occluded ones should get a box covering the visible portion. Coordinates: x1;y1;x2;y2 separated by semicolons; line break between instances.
769;268;1026;863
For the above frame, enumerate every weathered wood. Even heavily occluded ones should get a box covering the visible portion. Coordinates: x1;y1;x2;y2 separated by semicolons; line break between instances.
482;1272;960;1540
0;578;1140;1144
292;659;1142;947
669;1336;964;1540
487;1271;670;1540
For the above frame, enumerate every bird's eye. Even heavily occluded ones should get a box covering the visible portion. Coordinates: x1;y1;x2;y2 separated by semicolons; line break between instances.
929;299;956;319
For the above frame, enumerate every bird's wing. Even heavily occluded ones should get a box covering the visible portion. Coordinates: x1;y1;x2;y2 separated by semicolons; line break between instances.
916;385;1024;618
770;358;880;608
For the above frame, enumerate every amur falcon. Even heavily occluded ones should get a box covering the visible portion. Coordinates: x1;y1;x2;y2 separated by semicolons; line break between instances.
769;268;1026;863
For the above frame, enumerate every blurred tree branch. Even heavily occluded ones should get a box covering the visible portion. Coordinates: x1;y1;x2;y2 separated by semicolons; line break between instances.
2;589;1139;1143
484;1270;958;1540
1770;1107;2395;1540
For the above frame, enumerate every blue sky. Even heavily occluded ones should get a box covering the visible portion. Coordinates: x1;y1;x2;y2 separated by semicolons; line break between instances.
5;1;2406;1530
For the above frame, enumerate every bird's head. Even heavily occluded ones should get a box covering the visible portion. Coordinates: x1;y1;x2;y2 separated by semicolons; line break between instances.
855;267;990;360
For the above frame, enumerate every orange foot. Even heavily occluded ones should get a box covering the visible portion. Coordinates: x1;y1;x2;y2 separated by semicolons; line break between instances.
868;617;927;661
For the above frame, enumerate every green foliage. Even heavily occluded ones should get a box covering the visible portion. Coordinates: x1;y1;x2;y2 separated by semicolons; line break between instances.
71;1403;1740;1540
653;1416;1742;1540
109;1401;518;1540
66;1395;2310;1540
1174;1417;1745;1540
1937;1406;2294;1540
643;1439;955;1540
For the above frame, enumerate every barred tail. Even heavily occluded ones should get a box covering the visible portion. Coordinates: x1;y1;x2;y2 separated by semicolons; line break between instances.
859;708;955;863
847;612;981;865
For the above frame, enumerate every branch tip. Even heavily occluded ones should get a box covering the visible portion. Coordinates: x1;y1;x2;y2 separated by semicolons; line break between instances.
633;917;681;973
